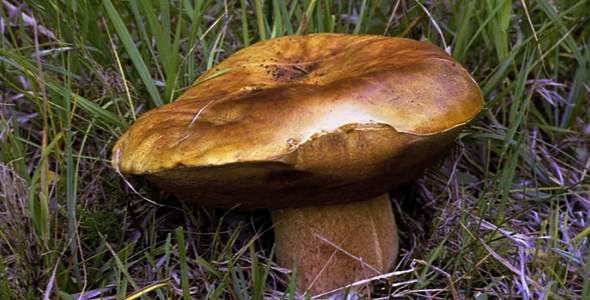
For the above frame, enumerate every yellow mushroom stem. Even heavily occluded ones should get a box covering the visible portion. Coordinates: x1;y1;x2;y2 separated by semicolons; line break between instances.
270;194;398;295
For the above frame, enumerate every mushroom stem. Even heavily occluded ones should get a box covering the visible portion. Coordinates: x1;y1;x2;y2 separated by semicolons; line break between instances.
270;194;398;295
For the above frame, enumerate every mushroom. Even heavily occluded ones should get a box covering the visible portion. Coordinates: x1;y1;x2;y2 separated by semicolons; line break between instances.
112;34;483;295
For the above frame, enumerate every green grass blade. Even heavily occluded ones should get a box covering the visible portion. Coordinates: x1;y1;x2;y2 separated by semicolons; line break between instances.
254;0;266;40
102;0;163;107
175;227;191;300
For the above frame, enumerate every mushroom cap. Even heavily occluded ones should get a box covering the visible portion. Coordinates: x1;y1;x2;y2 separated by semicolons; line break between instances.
112;33;483;210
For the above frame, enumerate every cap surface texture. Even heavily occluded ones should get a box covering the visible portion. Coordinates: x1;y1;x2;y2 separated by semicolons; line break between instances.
112;33;483;210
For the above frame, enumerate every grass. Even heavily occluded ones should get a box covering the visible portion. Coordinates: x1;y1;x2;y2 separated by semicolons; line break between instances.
1;0;589;299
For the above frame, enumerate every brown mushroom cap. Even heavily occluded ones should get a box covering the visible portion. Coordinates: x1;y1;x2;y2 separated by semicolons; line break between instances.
112;33;483;210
